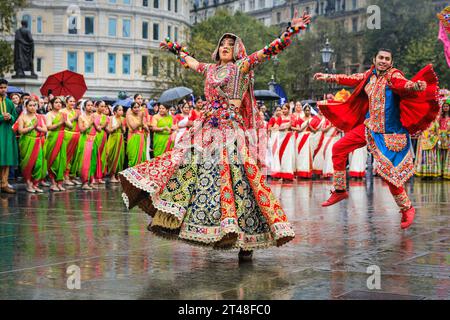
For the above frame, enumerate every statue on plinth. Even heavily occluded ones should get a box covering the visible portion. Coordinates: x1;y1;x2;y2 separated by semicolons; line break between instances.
13;20;38;79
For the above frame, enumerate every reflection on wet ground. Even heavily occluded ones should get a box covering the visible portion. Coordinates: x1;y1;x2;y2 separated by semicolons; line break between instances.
0;177;448;299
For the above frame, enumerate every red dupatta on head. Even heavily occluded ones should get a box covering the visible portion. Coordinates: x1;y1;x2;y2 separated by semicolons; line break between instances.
318;64;440;135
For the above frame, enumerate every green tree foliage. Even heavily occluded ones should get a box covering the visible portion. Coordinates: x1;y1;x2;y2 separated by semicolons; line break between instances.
163;2;449;100
166;10;283;97
363;0;450;85
402;22;450;86
0;41;14;77
166;11;357;100
0;0;28;77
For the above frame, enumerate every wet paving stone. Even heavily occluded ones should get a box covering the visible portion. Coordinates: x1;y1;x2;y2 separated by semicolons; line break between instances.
0;177;448;299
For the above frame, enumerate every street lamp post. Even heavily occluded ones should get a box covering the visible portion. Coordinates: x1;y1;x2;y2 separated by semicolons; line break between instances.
268;57;280;110
269;57;280;94
320;38;334;95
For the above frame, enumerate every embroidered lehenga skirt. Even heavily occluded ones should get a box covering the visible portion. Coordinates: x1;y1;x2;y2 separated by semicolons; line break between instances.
119;102;295;250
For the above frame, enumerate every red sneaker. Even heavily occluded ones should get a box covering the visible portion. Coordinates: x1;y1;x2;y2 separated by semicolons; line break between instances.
321;190;349;207
400;207;415;229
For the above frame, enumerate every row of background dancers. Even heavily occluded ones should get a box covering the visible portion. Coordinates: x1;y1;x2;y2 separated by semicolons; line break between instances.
264;91;450;181
3;88;450;194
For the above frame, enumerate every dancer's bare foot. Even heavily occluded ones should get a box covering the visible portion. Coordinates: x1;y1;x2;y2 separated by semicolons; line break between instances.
34;186;44;193
41;181;50;187
110;177;119;183
82;184;92;190
64;179;74;186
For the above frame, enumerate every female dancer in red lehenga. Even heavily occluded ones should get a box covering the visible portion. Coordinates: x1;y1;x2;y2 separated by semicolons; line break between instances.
119;13;311;260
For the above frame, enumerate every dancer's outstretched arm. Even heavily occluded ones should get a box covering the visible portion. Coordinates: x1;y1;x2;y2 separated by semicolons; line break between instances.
160;39;204;74
313;70;370;87
240;11;311;73
388;71;427;95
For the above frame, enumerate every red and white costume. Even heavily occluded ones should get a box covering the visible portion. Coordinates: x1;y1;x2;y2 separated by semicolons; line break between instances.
349;146;368;178
294;116;313;178
271;115;295;180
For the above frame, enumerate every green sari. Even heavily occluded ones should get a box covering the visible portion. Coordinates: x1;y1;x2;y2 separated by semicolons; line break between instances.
43;113;67;182
127;120;146;168
106;116;125;174
63;109;80;178
153;115;174;157
71;118;97;183
19;116;47;182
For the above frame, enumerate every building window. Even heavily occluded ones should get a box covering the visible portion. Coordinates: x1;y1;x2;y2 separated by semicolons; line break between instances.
22;14;32;31
85;17;94;35
123;19;131;37
174;63;178;77
153;57;159;76
142;21;148;39
249;0;255;10
168;0;171;11
351;46;357;62
166;61;172;78
68;15;78;34
174;27;178;42
143;0;148;6
37;17;42;33
123;54;131;75
352;17;358;32
108;53;116;74
153;23;159;40
109;0;117;3
85;52;94;73
175;0;178;12
68;52;77;72
258;0;265;9
154;0;159;8
36;58;42;72
276;12;281;23
167;25;171;38
108;18;117;37
352;0;357;10
123;0;131;4
142;55;148;75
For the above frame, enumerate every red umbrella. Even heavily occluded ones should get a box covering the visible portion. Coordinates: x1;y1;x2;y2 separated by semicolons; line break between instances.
40;70;87;100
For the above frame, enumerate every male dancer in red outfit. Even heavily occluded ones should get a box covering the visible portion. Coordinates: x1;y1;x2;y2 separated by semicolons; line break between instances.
314;49;439;229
